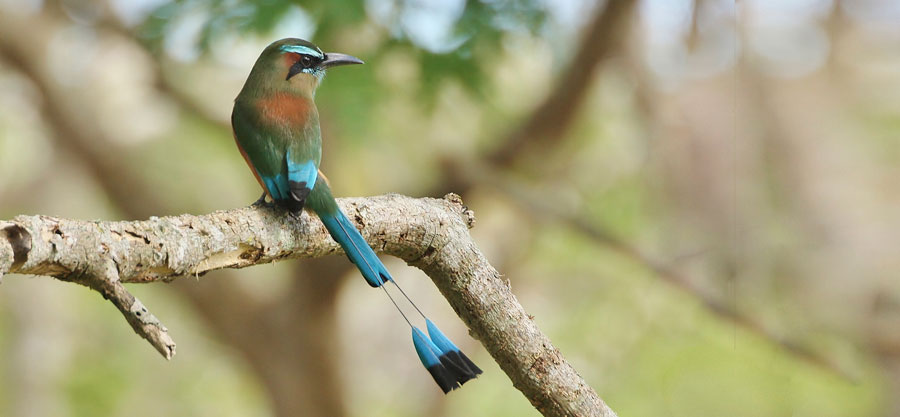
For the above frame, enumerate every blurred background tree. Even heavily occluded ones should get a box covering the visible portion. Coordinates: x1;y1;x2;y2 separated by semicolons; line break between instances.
0;0;897;416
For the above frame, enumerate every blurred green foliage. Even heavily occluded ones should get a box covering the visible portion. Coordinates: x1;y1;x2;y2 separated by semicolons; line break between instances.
140;0;546;98
138;0;547;141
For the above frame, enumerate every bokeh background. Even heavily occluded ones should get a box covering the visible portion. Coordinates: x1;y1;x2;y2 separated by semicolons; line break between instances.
0;0;898;416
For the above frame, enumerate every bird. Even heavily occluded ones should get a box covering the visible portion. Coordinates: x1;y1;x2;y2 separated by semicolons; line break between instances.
231;38;481;393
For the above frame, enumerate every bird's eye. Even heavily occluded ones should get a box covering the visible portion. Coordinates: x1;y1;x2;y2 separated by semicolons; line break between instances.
300;55;314;68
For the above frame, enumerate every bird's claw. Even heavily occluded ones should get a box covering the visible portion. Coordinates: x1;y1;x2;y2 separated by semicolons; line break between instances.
251;192;271;208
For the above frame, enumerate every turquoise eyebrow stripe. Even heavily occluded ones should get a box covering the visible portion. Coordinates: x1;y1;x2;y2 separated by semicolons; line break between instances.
278;44;323;58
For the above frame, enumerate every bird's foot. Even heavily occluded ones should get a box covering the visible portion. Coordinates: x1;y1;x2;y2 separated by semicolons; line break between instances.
251;192;271;208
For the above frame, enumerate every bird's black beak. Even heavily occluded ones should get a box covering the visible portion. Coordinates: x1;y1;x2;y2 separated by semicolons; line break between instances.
319;52;364;69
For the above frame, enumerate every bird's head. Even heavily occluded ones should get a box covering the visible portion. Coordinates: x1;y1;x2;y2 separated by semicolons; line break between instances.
247;38;363;97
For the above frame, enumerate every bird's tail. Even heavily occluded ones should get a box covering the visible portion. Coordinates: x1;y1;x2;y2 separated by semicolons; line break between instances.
412;320;484;393
318;209;391;287
317;207;482;393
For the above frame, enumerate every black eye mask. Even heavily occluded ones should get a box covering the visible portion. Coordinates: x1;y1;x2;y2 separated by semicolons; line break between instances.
287;54;322;80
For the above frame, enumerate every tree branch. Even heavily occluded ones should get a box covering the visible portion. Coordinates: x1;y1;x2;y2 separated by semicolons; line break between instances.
486;0;635;167
0;194;617;417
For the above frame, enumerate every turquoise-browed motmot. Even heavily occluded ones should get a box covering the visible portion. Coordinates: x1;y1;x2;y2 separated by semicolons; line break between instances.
231;38;481;393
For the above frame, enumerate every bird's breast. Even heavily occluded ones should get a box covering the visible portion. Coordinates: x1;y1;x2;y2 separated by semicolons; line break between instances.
254;93;316;127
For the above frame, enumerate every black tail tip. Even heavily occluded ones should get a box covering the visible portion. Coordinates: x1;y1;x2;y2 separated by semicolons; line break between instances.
425;351;481;394
440;351;482;385
426;364;460;394
452;350;483;377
